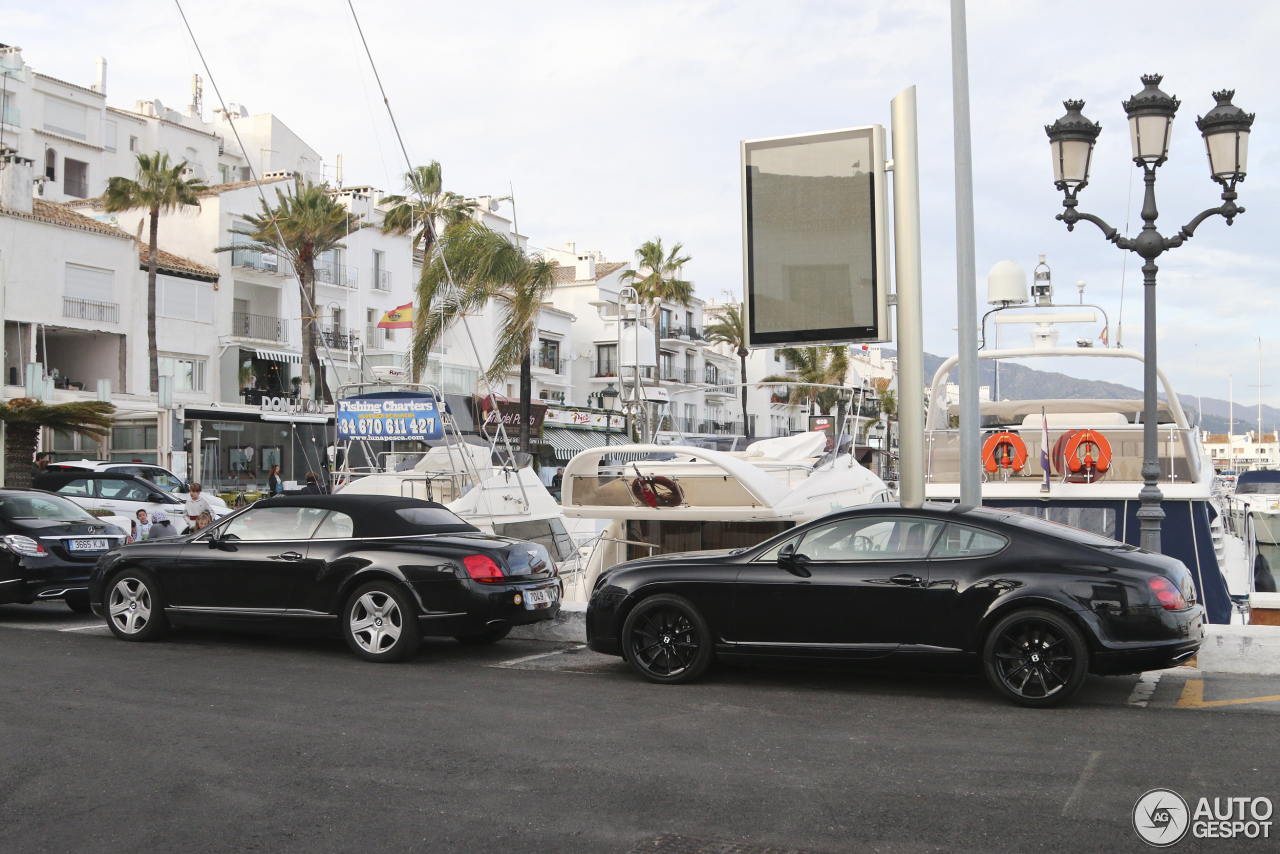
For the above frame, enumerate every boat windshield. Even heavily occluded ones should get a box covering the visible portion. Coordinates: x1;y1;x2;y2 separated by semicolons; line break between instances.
1236;480;1280;495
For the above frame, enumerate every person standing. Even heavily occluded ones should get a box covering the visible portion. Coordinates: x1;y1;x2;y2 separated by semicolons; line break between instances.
31;451;50;479
267;464;283;496
303;472;322;495
184;482;213;528
135;509;151;541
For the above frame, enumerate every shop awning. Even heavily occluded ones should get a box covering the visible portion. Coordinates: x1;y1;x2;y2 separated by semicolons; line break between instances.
540;426;648;463
254;348;303;365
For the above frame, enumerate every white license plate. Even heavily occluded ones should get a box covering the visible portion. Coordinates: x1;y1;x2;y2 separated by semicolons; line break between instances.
523;587;558;610
69;539;109;552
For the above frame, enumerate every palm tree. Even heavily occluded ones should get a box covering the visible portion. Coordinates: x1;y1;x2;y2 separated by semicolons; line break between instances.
761;347;846;415
619;238;693;319
103;152;206;393
218;179;358;403
415;221;557;452
704;303;751;437
379;162;478;258
0;398;115;487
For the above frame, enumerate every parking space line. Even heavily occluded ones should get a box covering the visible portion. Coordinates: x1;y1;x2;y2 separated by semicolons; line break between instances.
492;644;587;668
1061;750;1102;816
1127;672;1161;707
58;624;109;632
1176;679;1280;709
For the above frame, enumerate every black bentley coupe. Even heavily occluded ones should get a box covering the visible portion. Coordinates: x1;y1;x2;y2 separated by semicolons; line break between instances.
89;495;561;661
586;503;1205;706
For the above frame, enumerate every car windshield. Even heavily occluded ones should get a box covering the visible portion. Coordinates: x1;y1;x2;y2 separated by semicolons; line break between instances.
142;470;186;492
0;493;98;523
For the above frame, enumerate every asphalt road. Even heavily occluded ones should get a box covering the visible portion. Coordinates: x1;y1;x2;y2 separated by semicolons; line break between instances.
2;602;1278;854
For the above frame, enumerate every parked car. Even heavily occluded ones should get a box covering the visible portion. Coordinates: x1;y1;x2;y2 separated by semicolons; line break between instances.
34;471;190;528
0;489;127;612
44;460;229;513
586;503;1205;707
88;495;562;662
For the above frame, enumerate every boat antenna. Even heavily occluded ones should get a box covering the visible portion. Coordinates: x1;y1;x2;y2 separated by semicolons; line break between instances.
1116;166;1134;347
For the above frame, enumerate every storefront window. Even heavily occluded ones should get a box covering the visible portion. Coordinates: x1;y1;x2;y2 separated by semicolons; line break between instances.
111;424;158;464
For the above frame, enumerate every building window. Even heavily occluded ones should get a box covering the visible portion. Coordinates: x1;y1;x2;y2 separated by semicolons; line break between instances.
372;249;388;290
596;344;617;377
103;119;117;153
63;158;89;198
158;355;206;392
43;95;87;139
659;308;673;336
2;91;20;127
157;276;214;322
111;424;159;465
539;339;559;371
129;136;138;152
219;164;231;183
44;148;56;181
660;351;675;381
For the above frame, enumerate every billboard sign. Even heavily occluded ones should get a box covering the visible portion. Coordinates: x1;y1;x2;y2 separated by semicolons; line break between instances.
742;125;891;347
337;395;444;441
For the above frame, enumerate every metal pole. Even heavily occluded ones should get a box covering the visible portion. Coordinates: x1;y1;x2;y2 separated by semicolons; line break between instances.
1137;256;1165;551
950;0;982;507
891;86;925;509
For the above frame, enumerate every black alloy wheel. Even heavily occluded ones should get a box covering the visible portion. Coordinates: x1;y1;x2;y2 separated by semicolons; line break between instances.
454;625;512;645
621;593;713;684
104;569;170;642
983;608;1088;708
342;580;422;663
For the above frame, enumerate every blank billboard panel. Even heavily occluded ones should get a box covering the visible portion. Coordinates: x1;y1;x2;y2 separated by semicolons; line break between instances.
742;125;890;347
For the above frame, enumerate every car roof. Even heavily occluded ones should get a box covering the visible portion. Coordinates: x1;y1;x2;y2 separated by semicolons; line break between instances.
246;495;480;538
35;471;155;482
45;460;160;470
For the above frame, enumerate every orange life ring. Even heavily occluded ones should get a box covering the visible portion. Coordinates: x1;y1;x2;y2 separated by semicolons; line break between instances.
1054;429;1113;483
630;474;683;507
982;431;1028;473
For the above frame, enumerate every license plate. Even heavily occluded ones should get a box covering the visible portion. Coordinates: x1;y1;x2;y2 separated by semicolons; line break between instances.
523;586;558;610
69;539;109;552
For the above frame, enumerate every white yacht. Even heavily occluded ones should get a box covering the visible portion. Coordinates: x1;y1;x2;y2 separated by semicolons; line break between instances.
559;431;891;600
923;343;1260;624
1228;470;1280;546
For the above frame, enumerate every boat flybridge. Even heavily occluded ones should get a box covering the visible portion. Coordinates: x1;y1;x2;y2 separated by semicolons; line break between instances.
330;379;585;579
560;431;892;600
923;342;1252;624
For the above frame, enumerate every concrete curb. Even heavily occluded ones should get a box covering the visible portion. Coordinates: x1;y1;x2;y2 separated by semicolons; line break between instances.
1197;624;1280;675
509;602;587;643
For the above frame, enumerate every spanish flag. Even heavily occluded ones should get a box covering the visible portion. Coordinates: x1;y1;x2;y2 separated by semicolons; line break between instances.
377;303;413;329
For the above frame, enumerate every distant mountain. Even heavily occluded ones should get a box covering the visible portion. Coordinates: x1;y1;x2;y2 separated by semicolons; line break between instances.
875;348;1277;433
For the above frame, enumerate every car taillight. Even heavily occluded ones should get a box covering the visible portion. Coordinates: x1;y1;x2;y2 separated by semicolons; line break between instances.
463;554;505;583
2;535;48;557
1148;576;1187;611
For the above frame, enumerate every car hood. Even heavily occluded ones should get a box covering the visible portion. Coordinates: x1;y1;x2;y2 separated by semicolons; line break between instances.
617;548;737;567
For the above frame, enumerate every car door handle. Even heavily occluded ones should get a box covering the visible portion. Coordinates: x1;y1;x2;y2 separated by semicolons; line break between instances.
272;552;304;561
890;574;923;586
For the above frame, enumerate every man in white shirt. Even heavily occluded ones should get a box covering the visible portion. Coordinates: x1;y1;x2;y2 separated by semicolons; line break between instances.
184;483;213;530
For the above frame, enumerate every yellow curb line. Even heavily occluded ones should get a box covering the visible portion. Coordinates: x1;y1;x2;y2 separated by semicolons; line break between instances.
1176;679;1280;709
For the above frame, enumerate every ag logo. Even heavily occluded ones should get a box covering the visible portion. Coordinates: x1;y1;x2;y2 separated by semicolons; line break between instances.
1134;789;1190;847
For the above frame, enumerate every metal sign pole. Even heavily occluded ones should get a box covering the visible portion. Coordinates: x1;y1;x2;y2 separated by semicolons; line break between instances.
951;0;982;506
891;86;925;509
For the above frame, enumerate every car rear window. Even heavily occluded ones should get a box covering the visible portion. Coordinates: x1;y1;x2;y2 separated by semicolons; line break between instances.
395;507;471;529
1005;513;1131;549
0;493;98;523
503;542;553;577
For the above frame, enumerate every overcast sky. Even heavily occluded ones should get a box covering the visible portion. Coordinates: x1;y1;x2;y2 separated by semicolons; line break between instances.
6;0;1279;403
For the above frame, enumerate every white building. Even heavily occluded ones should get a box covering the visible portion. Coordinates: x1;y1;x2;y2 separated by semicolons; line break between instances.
1204;431;1280;472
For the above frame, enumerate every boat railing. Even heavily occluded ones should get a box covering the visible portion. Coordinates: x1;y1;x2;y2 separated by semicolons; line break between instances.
567;534;661;601
565;472;766;508
924;423;1203;485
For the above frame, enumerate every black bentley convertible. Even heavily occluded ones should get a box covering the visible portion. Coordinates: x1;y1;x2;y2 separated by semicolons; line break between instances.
586;503;1205;706
89;495;560;661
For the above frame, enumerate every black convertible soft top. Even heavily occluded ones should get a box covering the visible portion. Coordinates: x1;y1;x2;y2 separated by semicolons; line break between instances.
252;494;479;538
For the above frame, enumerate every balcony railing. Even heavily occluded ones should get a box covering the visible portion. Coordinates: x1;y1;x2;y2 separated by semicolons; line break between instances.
698;420;742;435
535;355;568;374
315;263;357;289
63;177;89;199
231;312;285;342
372;268;392;291
63;296;119;323
592;359;618;378
232;247;286;274
1;106;18;127
313;325;356;351
659;325;703;341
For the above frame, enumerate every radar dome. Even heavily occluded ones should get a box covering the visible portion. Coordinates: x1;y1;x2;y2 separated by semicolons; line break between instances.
987;260;1029;305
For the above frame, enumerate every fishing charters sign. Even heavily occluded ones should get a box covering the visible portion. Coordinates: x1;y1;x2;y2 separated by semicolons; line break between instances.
336;394;444;441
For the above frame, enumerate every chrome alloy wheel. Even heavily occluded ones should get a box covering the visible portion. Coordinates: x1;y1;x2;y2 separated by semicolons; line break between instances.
108;577;152;635
349;591;403;655
992;617;1076;700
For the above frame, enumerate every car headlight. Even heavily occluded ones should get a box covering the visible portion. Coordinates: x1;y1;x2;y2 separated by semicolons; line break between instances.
2;535;49;557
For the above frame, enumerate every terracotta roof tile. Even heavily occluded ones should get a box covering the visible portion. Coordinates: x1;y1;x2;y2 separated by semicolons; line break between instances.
0;198;133;238
550;260;628;284
72;174;293;211
140;246;218;281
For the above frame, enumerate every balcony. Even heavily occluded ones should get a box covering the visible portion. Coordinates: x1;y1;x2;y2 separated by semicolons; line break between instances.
315;262;357;289
1;106;18;127
659;325;703;342
592;359;618;378
535;354;568;374
63;176;89;199
231;312;285;342
698;420;742;435
372;269;392;291
232;247;287;274
63;296;119;323
312;325;356;351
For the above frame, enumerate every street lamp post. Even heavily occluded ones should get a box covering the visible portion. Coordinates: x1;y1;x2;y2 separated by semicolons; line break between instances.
1045;76;1254;553
600;382;620;448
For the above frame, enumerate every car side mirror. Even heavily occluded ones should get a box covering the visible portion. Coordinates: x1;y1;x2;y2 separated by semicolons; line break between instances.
147;494;165;503
777;542;811;578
